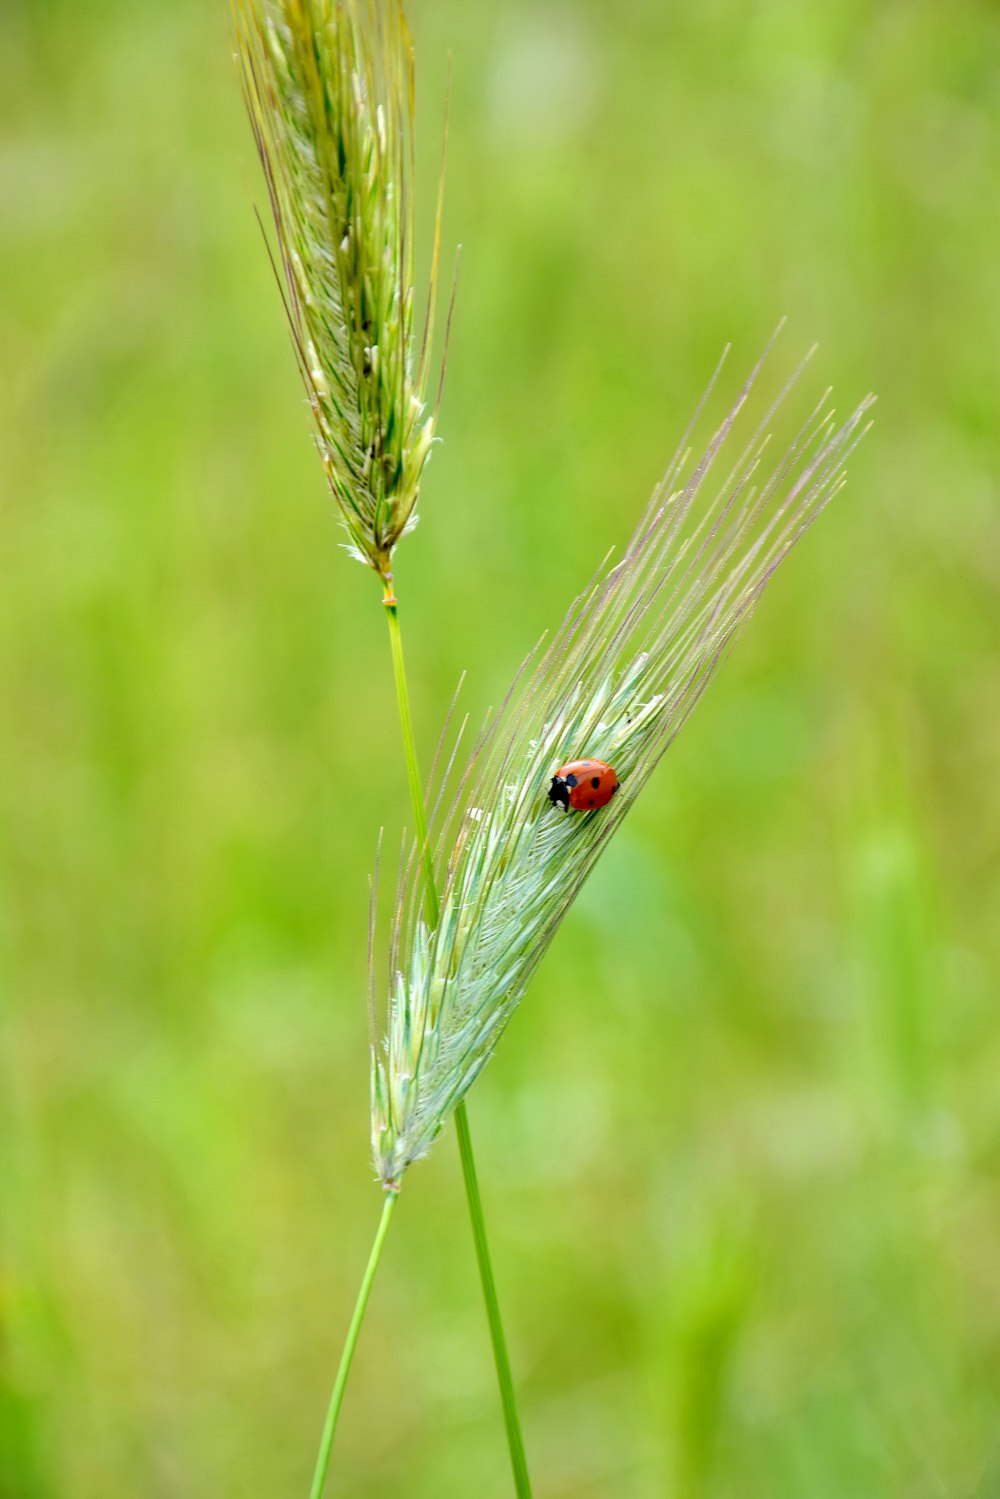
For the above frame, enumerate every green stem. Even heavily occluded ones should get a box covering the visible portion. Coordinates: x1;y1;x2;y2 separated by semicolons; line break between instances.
309;1191;397;1499
454;1101;533;1496
383;585;438;926
381;580;533;1499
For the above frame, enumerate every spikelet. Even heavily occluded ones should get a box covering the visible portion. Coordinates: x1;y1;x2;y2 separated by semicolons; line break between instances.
371;340;874;1188
235;0;443;577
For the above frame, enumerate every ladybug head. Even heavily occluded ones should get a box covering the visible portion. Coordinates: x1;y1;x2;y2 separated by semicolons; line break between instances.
547;775;570;812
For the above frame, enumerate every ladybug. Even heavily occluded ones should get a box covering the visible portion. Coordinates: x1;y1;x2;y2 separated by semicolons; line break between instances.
548;758;620;813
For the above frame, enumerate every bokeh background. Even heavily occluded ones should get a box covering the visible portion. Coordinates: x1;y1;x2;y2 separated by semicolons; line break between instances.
2;0;1000;1495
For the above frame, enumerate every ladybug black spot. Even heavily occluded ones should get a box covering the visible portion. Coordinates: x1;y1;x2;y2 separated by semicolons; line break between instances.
565;774;578;788
588;799;595;807
591;776;601;788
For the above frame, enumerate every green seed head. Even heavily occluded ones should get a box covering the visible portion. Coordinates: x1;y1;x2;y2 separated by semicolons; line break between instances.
236;0;443;576
371;342;874;1188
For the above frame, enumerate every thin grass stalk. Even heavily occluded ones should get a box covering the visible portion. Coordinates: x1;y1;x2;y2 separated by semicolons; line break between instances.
382;582;533;1497
454;1103;533;1496
308;1191;397;1499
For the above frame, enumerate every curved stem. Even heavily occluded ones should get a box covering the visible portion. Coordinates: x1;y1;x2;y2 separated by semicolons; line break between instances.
382;581;533;1498
309;1192;397;1499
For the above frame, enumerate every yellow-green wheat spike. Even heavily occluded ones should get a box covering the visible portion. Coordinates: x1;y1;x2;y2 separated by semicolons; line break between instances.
234;0;440;577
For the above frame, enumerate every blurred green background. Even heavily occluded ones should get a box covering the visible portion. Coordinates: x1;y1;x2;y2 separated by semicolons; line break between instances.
2;0;999;1495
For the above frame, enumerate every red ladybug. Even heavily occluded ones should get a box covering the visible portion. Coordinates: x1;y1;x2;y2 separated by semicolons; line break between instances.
548;758;620;813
